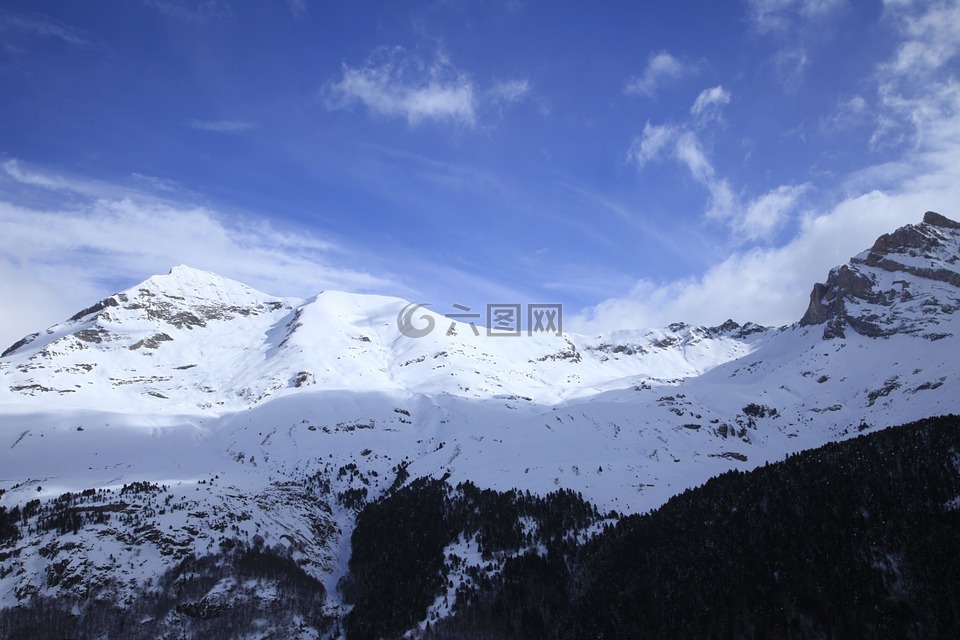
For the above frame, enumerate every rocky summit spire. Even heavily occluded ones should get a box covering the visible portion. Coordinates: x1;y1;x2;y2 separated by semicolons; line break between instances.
922;210;960;229
800;212;960;339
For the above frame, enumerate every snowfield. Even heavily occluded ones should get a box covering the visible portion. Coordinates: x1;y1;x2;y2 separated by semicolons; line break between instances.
1;212;959;630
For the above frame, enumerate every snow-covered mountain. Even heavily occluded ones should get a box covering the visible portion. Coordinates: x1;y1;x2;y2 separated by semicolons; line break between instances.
1;211;959;636
0;264;766;411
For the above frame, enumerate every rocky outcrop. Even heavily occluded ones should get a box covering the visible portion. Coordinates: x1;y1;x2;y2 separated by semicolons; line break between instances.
68;296;120;322
923;210;960;229
799;266;882;327
854;211;960;288
1;332;39;358
800;212;960;339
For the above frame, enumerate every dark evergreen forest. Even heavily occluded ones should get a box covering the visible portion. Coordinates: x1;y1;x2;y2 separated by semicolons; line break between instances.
3;415;959;639
351;415;960;639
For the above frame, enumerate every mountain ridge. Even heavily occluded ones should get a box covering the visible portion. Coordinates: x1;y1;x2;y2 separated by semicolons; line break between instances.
800;210;960;338
0;265;771;412
1;211;959;636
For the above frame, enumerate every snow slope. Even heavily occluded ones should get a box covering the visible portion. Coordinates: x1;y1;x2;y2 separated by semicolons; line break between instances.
1;212;959;627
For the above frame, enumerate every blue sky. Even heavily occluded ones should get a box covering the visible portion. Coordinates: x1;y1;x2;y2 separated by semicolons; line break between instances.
1;0;959;347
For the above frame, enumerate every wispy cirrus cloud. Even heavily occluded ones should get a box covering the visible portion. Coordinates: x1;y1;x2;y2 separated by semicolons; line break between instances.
488;79;531;105
747;0;845;88
690;85;732;120
822;94;869;132
872;0;960;149
324;47;531;128
0;9;90;48
188;119;256;133
325;47;478;127
0;159;403;351
884;0;960;76
747;0;846;34
624;51;694;97
627;122;676;168
628;86;800;242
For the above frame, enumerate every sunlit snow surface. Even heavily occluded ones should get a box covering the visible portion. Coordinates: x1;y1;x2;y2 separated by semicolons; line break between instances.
1;217;959;614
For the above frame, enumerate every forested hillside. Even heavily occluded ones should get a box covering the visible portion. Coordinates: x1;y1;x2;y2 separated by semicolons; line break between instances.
350;415;960;639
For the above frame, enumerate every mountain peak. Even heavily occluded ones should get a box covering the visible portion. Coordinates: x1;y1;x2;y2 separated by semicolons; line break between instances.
0;266;292;360
138;265;273;301
923;210;960;229
57;265;284;329
800;211;960;339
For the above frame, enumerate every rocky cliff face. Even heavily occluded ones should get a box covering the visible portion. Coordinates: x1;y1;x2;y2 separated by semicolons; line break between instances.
800;211;960;339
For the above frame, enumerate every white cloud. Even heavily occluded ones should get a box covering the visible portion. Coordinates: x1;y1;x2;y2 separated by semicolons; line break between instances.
690;85;732;120
688;162;807;243
625;51;693;97
872;0;960;149
326;47;478;127
748;1;841;87
570;186;954;334
884;0;960;76
628;91;752;234
188;119;255;132
0;162;402;351
672;132;714;187
748;0;795;32
626;122;677;168
3;159;67;191
748;0;846;33
739;183;810;240
673;131;738;221
773;45;810;88
798;0;846;16
577;0;960;333
488;79;531;104
824;94;868;130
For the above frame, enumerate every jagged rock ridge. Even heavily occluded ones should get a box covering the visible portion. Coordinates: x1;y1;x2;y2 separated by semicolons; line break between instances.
800;211;960;339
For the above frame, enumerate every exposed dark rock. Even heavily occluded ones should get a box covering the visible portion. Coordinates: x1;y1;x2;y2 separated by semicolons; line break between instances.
799;266;881;328
68;297;119;322
74;329;107;344
799;212;960;338
924;210;960;229
2;333;39;358
161;310;206;329
707;319;769;338
129;333;174;350
533;339;582;363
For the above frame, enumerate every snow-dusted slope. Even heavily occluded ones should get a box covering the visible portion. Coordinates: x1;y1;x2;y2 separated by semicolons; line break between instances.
1;212;959;630
0;265;766;411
